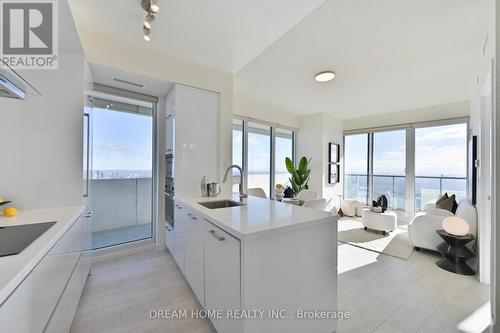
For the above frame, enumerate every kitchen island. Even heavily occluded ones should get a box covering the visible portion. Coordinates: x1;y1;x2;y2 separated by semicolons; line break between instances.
168;193;338;333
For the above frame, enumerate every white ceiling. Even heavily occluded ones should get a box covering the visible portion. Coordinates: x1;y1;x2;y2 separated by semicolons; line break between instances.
91;63;173;97
235;0;488;119
68;0;327;73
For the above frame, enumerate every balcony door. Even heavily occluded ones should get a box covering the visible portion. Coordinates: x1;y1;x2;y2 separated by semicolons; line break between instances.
89;97;155;249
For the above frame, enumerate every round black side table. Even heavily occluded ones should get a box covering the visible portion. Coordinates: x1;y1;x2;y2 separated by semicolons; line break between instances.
435;229;475;276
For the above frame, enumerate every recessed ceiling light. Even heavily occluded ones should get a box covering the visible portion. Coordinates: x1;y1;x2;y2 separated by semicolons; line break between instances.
315;71;336;82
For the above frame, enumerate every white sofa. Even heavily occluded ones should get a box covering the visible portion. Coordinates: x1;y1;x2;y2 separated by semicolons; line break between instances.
408;199;477;251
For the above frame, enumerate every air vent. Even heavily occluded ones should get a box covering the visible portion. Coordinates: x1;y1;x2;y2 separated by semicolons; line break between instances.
112;77;145;88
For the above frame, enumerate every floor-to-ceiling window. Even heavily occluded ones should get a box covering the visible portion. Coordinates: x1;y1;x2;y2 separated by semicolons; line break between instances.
247;122;272;196
415;123;468;210
232;118;296;198
344;134;369;204
274;128;294;187
343;119;468;212
373;130;406;210
90;97;155;249
232;119;244;193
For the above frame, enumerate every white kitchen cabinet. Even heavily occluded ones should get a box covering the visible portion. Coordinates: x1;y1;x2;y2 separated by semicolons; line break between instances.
173;234;185;273
184;212;205;306
44;256;84;333
172;84;219;194
165;223;174;251
202;218;241;333
0;214;91;333
165;115;175;154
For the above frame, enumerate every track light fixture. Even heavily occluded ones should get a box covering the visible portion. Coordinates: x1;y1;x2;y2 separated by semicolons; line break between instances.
141;0;159;41
143;26;151;42
144;13;155;30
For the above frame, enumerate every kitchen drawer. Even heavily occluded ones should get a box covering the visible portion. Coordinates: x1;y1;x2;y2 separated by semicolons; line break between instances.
44;255;84;333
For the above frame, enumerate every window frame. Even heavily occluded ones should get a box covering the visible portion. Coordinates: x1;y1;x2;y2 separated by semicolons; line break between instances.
232;116;297;197
343;117;469;213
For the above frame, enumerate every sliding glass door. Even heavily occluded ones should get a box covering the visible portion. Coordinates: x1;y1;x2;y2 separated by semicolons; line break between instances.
373;130;406;210
90;97;155;249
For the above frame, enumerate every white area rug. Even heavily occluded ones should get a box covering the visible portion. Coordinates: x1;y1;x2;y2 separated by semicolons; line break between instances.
338;218;414;260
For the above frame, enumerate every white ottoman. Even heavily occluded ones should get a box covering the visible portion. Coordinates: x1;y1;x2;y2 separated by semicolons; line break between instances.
341;199;364;217
361;209;397;235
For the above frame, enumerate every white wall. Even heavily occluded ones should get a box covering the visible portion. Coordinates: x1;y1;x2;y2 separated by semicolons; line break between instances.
0;54;86;210
234;94;301;128
343;101;470;131
297;113;343;208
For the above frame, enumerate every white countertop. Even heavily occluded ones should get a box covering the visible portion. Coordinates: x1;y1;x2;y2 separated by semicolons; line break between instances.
174;192;337;240
0;206;84;305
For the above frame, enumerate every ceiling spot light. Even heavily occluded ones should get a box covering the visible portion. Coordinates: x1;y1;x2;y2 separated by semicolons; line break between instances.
143;27;151;42
144;13;155;29
315;71;336;82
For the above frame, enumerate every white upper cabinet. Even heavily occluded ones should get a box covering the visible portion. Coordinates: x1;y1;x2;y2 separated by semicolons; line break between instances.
172;84;219;194
165;88;175;154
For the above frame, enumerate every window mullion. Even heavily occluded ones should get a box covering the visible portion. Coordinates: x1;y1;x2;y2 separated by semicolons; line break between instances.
270;127;276;198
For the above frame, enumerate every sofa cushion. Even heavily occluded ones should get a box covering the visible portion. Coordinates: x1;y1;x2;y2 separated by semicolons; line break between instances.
435;193;449;205
436;194;456;213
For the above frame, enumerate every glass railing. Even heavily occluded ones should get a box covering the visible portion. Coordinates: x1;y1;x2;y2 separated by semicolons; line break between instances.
345;174;467;211
90;178;153;249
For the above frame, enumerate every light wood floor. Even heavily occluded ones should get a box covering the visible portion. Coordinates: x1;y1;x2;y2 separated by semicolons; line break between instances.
71;244;489;333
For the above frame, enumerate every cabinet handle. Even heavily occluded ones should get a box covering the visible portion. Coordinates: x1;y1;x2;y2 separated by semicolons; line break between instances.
176;206;182;209
187;213;192;216
83;210;94;218
208;230;225;242
165;226;172;231
192;217;197;220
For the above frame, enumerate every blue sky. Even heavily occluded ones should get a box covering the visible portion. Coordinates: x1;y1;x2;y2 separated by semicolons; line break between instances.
92;108;153;171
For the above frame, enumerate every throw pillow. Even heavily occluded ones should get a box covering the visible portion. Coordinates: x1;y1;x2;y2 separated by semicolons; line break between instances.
436;194;456;213
436;193;449;205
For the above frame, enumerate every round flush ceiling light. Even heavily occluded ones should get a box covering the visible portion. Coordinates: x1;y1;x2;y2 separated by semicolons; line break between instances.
315;71;336;82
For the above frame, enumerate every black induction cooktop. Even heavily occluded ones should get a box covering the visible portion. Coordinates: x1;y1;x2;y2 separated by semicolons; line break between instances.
0;221;56;257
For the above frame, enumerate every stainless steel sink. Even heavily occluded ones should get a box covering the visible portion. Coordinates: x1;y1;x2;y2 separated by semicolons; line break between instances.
198;200;246;209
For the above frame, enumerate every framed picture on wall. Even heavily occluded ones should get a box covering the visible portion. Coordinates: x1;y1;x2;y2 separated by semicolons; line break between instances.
328;163;339;184
329;143;340;163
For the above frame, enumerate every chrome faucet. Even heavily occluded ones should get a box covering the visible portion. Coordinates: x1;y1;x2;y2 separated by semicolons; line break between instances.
223;164;247;198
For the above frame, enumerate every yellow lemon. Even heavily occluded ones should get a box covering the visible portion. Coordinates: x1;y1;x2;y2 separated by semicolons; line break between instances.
0;197;4;203
3;207;17;217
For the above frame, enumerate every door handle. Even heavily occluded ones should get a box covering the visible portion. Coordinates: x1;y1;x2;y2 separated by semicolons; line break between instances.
208;230;225;242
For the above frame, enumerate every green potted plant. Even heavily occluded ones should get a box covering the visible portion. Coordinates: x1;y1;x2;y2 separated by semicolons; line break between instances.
285;156;311;196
